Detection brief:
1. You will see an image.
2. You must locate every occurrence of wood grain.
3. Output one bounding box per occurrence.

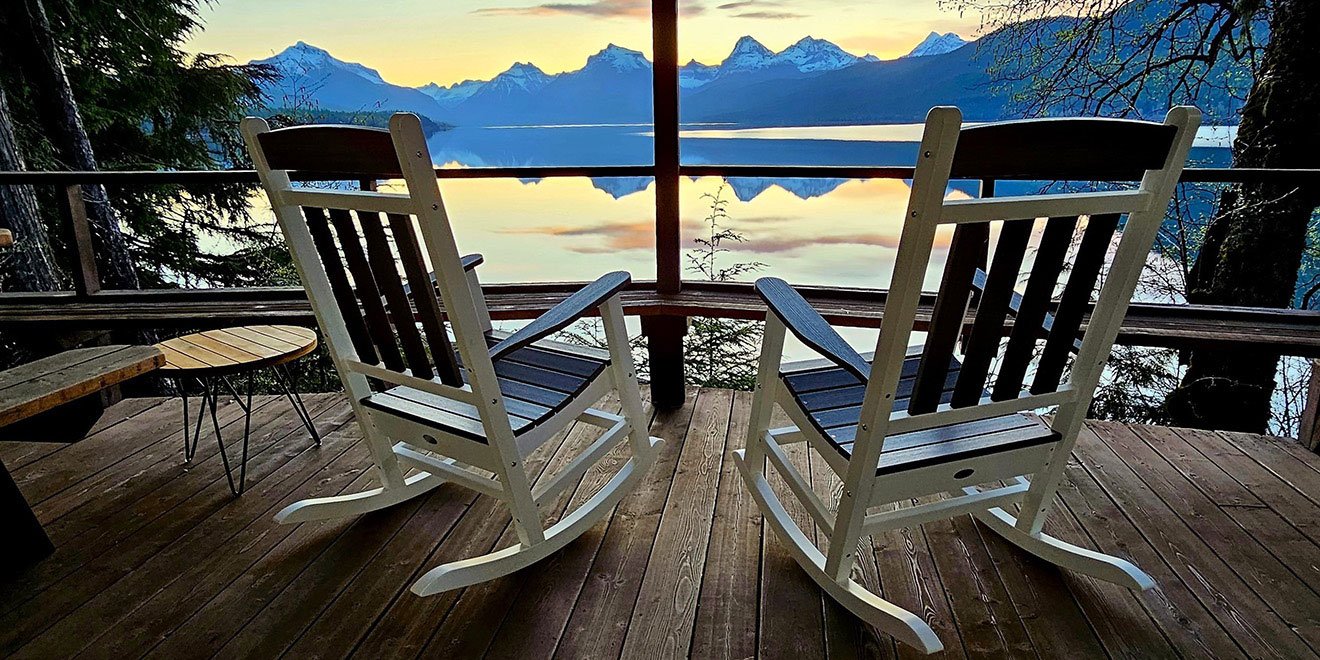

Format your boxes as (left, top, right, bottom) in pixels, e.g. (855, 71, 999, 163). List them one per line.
(5, 390, 1320, 659)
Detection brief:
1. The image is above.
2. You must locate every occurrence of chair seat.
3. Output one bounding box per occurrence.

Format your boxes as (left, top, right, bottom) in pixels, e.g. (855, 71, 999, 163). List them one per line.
(780, 353, 1059, 475)
(360, 333, 610, 442)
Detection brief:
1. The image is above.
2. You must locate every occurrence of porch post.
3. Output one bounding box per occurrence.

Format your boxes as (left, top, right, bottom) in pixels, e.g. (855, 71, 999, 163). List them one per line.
(1300, 358, 1320, 452)
(647, 0, 686, 409)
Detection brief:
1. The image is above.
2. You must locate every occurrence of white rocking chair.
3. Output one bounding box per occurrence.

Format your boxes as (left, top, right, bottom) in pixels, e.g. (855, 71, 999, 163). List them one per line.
(242, 113, 661, 596)
(738, 106, 1200, 653)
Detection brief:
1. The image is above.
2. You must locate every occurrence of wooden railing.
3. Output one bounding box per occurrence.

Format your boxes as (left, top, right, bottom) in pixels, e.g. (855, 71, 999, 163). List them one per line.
(3, 164, 1320, 411)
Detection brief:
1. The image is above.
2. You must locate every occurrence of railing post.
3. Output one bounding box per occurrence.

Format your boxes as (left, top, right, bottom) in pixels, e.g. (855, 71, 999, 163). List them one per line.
(58, 183, 100, 297)
(647, 0, 686, 409)
(1300, 359, 1320, 452)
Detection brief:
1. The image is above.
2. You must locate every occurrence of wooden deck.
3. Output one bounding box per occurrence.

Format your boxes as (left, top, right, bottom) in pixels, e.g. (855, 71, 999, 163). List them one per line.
(2, 388, 1319, 660)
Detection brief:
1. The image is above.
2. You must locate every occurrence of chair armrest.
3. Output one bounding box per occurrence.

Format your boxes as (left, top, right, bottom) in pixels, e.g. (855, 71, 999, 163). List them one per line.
(402, 254, 483, 296)
(971, 269, 1081, 354)
(756, 277, 870, 382)
(489, 271, 631, 361)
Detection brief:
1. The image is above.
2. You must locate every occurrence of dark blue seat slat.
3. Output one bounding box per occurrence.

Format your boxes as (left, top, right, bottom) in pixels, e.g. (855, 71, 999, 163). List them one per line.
(360, 334, 609, 442)
(780, 353, 1057, 475)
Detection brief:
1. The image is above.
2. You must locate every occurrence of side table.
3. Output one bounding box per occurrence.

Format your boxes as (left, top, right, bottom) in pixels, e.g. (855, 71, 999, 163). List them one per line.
(155, 325, 321, 495)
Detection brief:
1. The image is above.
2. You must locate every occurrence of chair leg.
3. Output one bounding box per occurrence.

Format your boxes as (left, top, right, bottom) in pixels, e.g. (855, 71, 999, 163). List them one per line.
(734, 449, 944, 655)
(600, 296, 652, 458)
(412, 434, 663, 596)
(744, 315, 786, 471)
(969, 487, 1154, 591)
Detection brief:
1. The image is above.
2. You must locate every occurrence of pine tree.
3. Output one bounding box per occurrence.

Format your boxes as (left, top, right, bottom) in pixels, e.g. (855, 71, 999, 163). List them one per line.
(0, 0, 283, 290)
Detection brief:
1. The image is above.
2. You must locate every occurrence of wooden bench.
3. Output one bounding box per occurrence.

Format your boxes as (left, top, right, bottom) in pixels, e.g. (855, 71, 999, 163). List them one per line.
(0, 344, 164, 568)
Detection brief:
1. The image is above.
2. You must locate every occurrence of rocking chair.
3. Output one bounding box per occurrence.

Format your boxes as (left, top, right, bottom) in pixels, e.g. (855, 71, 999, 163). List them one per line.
(737, 106, 1199, 653)
(242, 113, 661, 596)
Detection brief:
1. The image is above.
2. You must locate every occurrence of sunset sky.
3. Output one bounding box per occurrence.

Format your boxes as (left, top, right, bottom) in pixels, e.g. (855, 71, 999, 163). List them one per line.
(184, 0, 981, 88)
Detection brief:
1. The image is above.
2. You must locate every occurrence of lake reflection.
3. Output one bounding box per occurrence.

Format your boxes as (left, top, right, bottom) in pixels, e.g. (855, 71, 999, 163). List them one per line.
(438, 176, 963, 292)
(426, 123, 1229, 291)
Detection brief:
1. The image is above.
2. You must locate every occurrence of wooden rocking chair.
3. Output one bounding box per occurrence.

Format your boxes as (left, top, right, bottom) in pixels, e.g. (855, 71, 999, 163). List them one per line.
(242, 113, 661, 596)
(737, 106, 1199, 653)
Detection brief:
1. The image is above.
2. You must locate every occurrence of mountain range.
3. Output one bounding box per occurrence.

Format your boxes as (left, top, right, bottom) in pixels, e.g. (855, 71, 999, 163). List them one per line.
(254, 3, 1246, 130)
(253, 32, 974, 127)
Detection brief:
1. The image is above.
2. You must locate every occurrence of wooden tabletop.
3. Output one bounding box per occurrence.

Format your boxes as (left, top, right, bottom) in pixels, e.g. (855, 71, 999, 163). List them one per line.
(0, 345, 164, 427)
(155, 325, 318, 376)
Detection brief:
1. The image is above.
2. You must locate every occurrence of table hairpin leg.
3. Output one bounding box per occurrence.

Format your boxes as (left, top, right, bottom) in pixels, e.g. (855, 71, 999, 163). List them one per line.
(212, 373, 254, 496)
(273, 364, 320, 445)
(181, 377, 206, 462)
(180, 373, 253, 496)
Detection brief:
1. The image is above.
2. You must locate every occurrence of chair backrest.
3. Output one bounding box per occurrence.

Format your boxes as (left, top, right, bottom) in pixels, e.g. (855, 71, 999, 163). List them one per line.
(241, 114, 496, 412)
(859, 107, 1200, 444)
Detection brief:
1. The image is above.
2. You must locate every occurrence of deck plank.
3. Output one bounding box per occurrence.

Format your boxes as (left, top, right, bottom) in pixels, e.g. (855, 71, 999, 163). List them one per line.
(619, 388, 732, 660)
(690, 390, 765, 660)
(2, 391, 1320, 659)
(970, 492, 1108, 659)
(331, 395, 610, 660)
(1097, 422, 1320, 651)
(1050, 455, 1208, 659)
(480, 392, 650, 660)
(1080, 421, 1318, 659)
(422, 394, 629, 660)
(759, 406, 828, 660)
(0, 395, 340, 655)
(551, 387, 700, 660)
(807, 429, 894, 660)
(0, 396, 164, 470)
(33, 402, 361, 660)
(924, 503, 1036, 660)
(1134, 425, 1320, 593)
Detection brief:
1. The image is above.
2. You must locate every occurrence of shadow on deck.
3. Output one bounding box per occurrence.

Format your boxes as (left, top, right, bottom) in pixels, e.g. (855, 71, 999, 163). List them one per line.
(2, 389, 1319, 659)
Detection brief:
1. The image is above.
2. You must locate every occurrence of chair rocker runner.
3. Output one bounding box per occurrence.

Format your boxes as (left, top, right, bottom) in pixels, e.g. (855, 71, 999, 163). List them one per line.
(738, 106, 1200, 654)
(242, 113, 662, 596)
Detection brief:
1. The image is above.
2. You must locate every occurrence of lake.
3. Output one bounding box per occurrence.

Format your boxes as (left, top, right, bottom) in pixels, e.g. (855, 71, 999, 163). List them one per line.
(414, 122, 1231, 292)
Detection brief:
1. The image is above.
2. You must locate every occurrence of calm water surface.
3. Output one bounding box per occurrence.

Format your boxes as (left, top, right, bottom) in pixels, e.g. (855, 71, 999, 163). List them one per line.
(415, 123, 1229, 292)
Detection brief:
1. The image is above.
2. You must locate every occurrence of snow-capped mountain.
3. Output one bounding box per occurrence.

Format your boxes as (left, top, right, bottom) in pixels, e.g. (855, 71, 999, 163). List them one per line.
(420, 62, 553, 108)
(679, 60, 718, 88)
(255, 41, 387, 85)
(482, 62, 555, 94)
(418, 79, 485, 107)
(901, 32, 970, 58)
(775, 36, 861, 72)
(719, 35, 777, 72)
(583, 44, 651, 72)
(253, 42, 447, 120)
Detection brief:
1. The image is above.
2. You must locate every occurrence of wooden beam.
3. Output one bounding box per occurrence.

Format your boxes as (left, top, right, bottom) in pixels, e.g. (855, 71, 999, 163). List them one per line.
(648, 0, 685, 409)
(59, 184, 99, 296)
(4, 284, 1320, 357)
(1299, 359, 1320, 452)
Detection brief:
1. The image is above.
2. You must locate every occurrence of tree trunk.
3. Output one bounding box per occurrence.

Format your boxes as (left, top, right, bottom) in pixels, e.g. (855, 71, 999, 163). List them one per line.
(1165, 0, 1320, 433)
(0, 85, 60, 292)
(0, 0, 138, 290)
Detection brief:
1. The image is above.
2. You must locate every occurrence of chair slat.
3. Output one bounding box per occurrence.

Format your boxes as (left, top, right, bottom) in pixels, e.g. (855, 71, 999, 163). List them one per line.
(388, 213, 463, 386)
(327, 208, 404, 371)
(993, 216, 1078, 400)
(909, 222, 988, 414)
(953, 218, 1033, 407)
(302, 207, 378, 365)
(1031, 213, 1121, 393)
(357, 210, 433, 380)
